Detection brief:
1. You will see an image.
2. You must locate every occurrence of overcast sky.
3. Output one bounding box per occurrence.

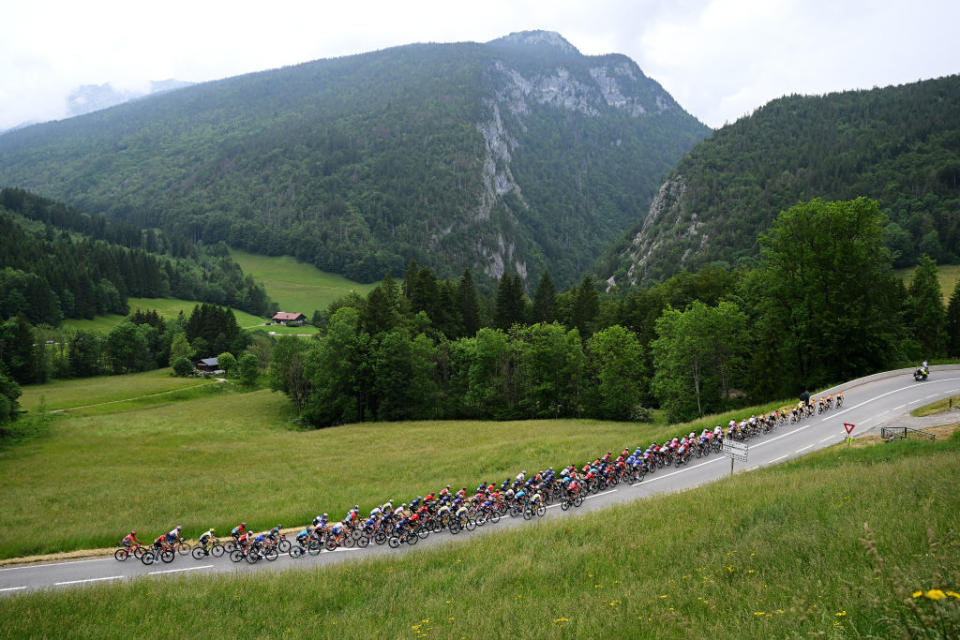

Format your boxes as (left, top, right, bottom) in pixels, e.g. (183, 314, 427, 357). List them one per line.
(1, 0, 958, 131)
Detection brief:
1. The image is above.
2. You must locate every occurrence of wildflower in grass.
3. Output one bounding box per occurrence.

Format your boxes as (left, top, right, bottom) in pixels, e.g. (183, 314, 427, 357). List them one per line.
(552, 617, 569, 625)
(947, 591, 960, 599)
(836, 610, 846, 617)
(754, 611, 765, 616)
(924, 589, 947, 600)
(659, 594, 668, 599)
(609, 600, 619, 607)
(912, 591, 924, 598)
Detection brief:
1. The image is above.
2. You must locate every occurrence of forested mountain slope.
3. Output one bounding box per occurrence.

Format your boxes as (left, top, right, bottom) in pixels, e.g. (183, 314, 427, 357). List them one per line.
(0, 31, 709, 289)
(603, 74, 960, 286)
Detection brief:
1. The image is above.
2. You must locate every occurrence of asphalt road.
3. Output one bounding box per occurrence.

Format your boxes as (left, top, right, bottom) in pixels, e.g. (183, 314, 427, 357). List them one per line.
(2, 365, 958, 595)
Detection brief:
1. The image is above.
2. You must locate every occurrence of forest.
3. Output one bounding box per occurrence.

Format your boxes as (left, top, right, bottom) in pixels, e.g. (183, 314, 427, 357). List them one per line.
(265, 198, 960, 428)
(0, 188, 276, 326)
(604, 74, 960, 285)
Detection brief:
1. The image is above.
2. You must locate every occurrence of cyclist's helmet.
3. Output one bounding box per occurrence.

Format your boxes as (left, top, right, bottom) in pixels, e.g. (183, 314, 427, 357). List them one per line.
(323, 513, 328, 517)
(277, 524, 282, 529)
(354, 504, 359, 510)
(210, 528, 215, 532)
(242, 522, 246, 527)
(131, 530, 136, 535)
(176, 525, 182, 530)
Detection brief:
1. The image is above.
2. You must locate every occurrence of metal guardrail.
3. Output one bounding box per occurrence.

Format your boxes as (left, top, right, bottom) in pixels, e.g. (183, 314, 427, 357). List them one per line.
(880, 427, 936, 441)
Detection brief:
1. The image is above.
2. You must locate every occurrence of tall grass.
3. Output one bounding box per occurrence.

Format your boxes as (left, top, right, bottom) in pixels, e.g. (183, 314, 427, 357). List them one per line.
(2, 435, 957, 639)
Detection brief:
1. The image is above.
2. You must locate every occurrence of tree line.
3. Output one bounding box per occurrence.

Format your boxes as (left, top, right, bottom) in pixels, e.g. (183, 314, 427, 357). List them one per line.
(0, 189, 276, 326)
(271, 197, 960, 426)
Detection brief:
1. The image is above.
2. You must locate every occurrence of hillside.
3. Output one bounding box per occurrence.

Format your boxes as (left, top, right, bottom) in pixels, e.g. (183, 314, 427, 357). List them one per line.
(603, 75, 960, 286)
(0, 31, 709, 289)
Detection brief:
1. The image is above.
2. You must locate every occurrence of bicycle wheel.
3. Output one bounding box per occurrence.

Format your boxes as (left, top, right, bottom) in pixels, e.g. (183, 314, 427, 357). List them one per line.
(374, 531, 387, 546)
(489, 511, 501, 524)
(264, 547, 278, 562)
(114, 549, 129, 562)
(191, 547, 206, 561)
(134, 546, 146, 559)
(387, 536, 400, 549)
(308, 539, 322, 555)
(356, 535, 370, 548)
(230, 549, 244, 563)
(141, 551, 156, 566)
(417, 526, 430, 540)
(211, 543, 225, 558)
(324, 537, 339, 552)
(176, 542, 191, 556)
(561, 500, 571, 511)
(289, 545, 305, 559)
(536, 505, 546, 518)
(573, 495, 584, 507)
(448, 522, 461, 535)
(278, 539, 291, 553)
(522, 508, 533, 520)
(246, 550, 260, 564)
(160, 549, 175, 563)
(405, 533, 418, 546)
(343, 535, 355, 548)
(465, 518, 476, 531)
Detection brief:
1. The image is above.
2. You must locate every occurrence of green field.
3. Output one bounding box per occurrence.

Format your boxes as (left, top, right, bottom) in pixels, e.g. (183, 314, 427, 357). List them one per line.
(58, 297, 317, 335)
(897, 263, 960, 303)
(230, 248, 378, 315)
(17, 368, 213, 413)
(2, 432, 957, 639)
(0, 387, 683, 559)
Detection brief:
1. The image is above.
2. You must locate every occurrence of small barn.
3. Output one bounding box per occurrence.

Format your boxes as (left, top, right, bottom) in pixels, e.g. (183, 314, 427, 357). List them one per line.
(272, 312, 307, 326)
(195, 357, 221, 374)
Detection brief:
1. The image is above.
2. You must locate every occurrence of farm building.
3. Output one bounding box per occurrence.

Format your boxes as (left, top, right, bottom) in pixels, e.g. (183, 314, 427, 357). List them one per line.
(272, 312, 307, 326)
(195, 357, 221, 373)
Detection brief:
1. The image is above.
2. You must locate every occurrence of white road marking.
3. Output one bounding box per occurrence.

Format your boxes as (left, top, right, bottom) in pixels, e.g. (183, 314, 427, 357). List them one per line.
(0, 557, 110, 572)
(0, 586, 27, 592)
(55, 576, 123, 586)
(796, 444, 815, 453)
(331, 548, 362, 553)
(769, 455, 788, 463)
(148, 564, 213, 575)
(826, 378, 960, 421)
(820, 436, 834, 443)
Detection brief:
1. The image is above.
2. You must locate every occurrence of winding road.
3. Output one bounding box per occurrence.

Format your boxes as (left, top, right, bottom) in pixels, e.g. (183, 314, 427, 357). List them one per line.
(2, 365, 958, 595)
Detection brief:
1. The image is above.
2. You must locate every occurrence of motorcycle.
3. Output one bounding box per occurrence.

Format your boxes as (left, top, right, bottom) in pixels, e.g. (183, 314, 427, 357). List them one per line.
(913, 367, 929, 382)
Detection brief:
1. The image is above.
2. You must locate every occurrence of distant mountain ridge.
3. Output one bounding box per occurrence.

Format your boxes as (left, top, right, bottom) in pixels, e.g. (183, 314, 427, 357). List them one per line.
(603, 75, 960, 286)
(0, 31, 709, 288)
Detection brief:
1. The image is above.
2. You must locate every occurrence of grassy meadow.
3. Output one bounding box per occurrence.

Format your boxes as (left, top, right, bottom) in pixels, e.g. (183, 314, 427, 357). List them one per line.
(0, 387, 686, 559)
(57, 296, 318, 335)
(17, 367, 213, 413)
(2, 433, 958, 639)
(897, 262, 960, 303)
(230, 248, 378, 315)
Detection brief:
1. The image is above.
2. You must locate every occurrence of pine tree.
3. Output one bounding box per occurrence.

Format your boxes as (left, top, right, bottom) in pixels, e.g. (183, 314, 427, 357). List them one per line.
(907, 255, 947, 358)
(532, 270, 557, 324)
(495, 273, 525, 330)
(946, 279, 960, 357)
(457, 268, 480, 338)
(571, 274, 599, 337)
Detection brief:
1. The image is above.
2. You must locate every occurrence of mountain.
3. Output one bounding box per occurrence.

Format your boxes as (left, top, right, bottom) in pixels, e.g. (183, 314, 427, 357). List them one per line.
(603, 75, 960, 287)
(66, 79, 195, 119)
(0, 31, 709, 288)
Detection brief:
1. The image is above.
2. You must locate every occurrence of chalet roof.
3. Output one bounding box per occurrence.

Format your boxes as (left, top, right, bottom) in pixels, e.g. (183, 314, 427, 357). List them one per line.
(198, 358, 219, 367)
(272, 312, 306, 320)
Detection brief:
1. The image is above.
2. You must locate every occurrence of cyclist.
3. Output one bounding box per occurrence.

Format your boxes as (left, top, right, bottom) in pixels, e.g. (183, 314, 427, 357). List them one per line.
(231, 522, 247, 541)
(153, 534, 167, 552)
(165, 525, 183, 548)
(313, 513, 328, 528)
(198, 527, 215, 551)
(121, 530, 142, 550)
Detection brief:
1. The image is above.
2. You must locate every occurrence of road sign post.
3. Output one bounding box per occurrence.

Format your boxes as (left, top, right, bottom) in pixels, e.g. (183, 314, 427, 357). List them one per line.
(723, 440, 748, 475)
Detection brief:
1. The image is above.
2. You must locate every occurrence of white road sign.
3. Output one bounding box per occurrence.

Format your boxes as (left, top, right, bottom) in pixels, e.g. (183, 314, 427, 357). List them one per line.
(723, 440, 748, 463)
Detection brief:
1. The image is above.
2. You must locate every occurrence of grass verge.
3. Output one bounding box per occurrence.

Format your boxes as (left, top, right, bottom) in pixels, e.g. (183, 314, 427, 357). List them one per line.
(2, 434, 958, 639)
(911, 395, 960, 417)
